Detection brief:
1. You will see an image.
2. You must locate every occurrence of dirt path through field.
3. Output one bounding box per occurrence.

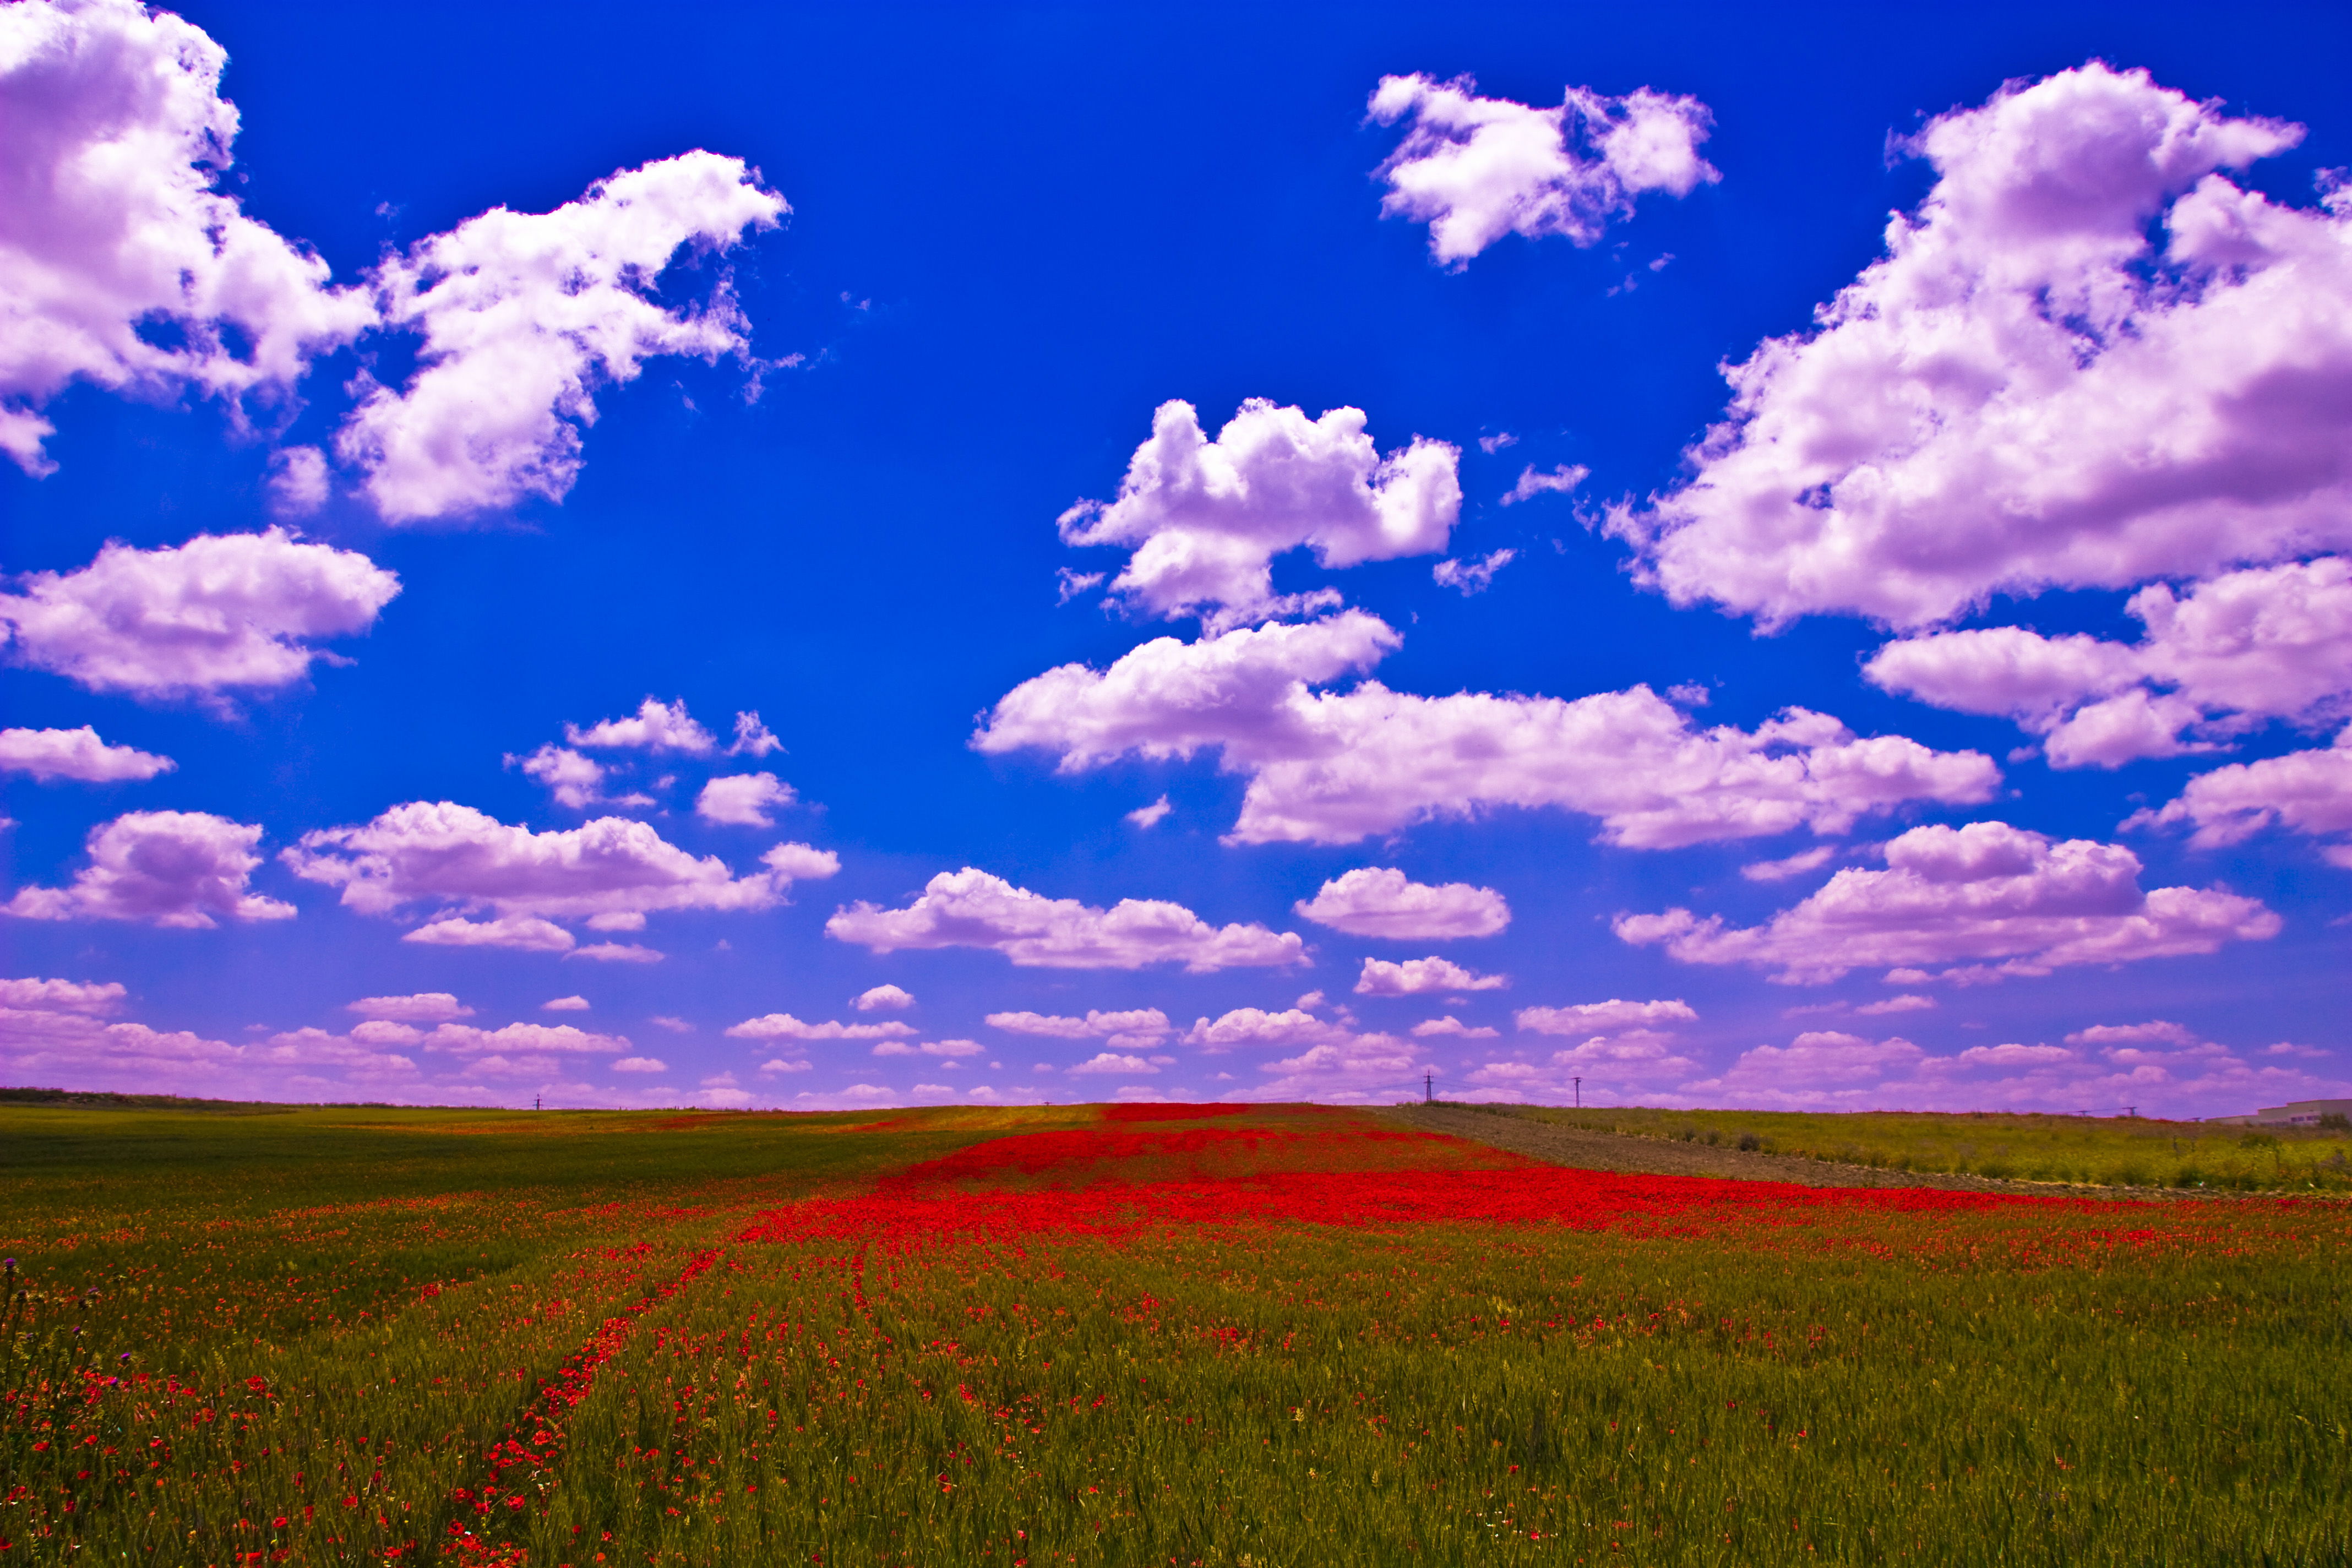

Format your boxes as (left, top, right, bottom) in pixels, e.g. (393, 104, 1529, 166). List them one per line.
(1384, 1103, 2112, 1196)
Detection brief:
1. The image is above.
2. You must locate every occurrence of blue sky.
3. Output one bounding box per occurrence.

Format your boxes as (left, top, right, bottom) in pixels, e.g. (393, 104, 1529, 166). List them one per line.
(4, 0, 2349, 1115)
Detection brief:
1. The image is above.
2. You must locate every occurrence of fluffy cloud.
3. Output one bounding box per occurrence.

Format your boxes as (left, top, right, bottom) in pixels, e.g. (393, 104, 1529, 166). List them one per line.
(0, 725, 172, 782)
(985, 1008, 1172, 1042)
(1294, 866, 1509, 939)
(1515, 999, 1698, 1035)
(511, 747, 629, 811)
(978, 614, 1997, 847)
(1354, 956, 1507, 996)
(403, 915, 578, 953)
(542, 995, 590, 1011)
(2130, 726, 2352, 863)
(872, 1038, 986, 1059)
(1065, 1052, 1157, 1076)
(1411, 1016, 1496, 1039)
(978, 611, 1397, 770)
(696, 772, 794, 827)
(284, 802, 830, 923)
(1245, 1034, 1423, 1104)
(1463, 1022, 1704, 1099)
(1866, 559, 2352, 766)
(5, 809, 293, 927)
(1714, 1031, 1930, 1088)
(612, 1056, 667, 1073)
(1055, 400, 1460, 625)
(0, 0, 375, 474)
(337, 152, 786, 521)
(0, 530, 400, 700)
(853, 983, 915, 1012)
(423, 1021, 631, 1055)
(1368, 73, 1716, 264)
(1616, 820, 2280, 984)
(826, 868, 1304, 971)
(1182, 1008, 1350, 1050)
(2, 4, 786, 512)
(1, 1004, 248, 1093)
(566, 698, 718, 755)
(724, 1013, 916, 1042)
(1676, 1023, 2346, 1116)
(1616, 64, 2352, 630)
(346, 992, 472, 1022)
(0, 977, 125, 1012)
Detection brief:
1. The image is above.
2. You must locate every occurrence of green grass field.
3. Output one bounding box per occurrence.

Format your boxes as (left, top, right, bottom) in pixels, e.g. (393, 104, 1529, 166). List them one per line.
(3, 1100, 2346, 1566)
(1452, 1102, 2352, 1191)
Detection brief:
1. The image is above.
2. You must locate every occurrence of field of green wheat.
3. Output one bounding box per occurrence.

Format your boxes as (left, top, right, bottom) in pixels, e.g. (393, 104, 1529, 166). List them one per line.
(3, 1100, 2346, 1566)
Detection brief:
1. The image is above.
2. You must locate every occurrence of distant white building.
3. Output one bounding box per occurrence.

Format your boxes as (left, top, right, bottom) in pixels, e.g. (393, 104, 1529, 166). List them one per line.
(2229, 1099, 2352, 1128)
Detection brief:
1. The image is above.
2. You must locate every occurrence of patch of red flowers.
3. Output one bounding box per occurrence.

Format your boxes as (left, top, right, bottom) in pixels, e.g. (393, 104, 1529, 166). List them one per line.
(1099, 1103, 1249, 1123)
(739, 1163, 2095, 1251)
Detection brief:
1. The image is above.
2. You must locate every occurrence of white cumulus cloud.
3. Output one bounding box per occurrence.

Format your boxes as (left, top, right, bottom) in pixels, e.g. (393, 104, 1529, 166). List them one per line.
(1616, 820, 2281, 984)
(725, 1013, 916, 1042)
(346, 992, 472, 1021)
(0, 530, 400, 701)
(1514, 999, 1698, 1035)
(1065, 1052, 1158, 1076)
(1369, 73, 1717, 265)
(852, 983, 915, 1012)
(337, 151, 787, 521)
(1411, 1016, 1498, 1038)
(0, 725, 172, 782)
(5, 810, 293, 927)
(2131, 725, 2352, 863)
(978, 614, 1997, 847)
(284, 802, 824, 923)
(1615, 63, 2352, 630)
(985, 1008, 1171, 1042)
(0, 0, 375, 475)
(696, 772, 794, 827)
(1354, 956, 1507, 996)
(0, 977, 126, 1012)
(565, 696, 718, 755)
(1294, 866, 1509, 939)
(403, 915, 577, 953)
(1183, 1008, 1351, 1050)
(1055, 399, 1460, 626)
(826, 867, 1304, 971)
(1865, 559, 2352, 766)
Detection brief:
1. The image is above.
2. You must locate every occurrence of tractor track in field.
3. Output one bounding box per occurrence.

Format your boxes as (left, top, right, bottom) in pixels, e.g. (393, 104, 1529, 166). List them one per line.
(1384, 1103, 2191, 1199)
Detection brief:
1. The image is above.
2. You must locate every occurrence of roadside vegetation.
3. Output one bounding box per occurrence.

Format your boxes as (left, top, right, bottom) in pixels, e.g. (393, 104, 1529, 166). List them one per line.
(1452, 1103, 2352, 1191)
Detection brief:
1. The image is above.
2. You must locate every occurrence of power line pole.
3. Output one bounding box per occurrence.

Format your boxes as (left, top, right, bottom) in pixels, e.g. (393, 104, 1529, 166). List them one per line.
(1573, 1076, 1581, 1109)
(1424, 1070, 1433, 1104)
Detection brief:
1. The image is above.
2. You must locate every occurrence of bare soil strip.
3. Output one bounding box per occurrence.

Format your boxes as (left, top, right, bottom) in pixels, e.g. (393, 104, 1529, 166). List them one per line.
(1383, 1103, 2144, 1197)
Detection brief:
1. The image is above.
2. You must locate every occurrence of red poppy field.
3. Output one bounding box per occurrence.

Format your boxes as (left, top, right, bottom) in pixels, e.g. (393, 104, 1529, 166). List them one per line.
(3, 1101, 2345, 1565)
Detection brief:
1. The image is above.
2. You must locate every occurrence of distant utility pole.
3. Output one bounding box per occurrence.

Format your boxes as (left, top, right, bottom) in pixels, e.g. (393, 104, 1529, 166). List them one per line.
(1574, 1076, 1582, 1109)
(535, 1095, 542, 1112)
(1424, 1070, 1433, 1104)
